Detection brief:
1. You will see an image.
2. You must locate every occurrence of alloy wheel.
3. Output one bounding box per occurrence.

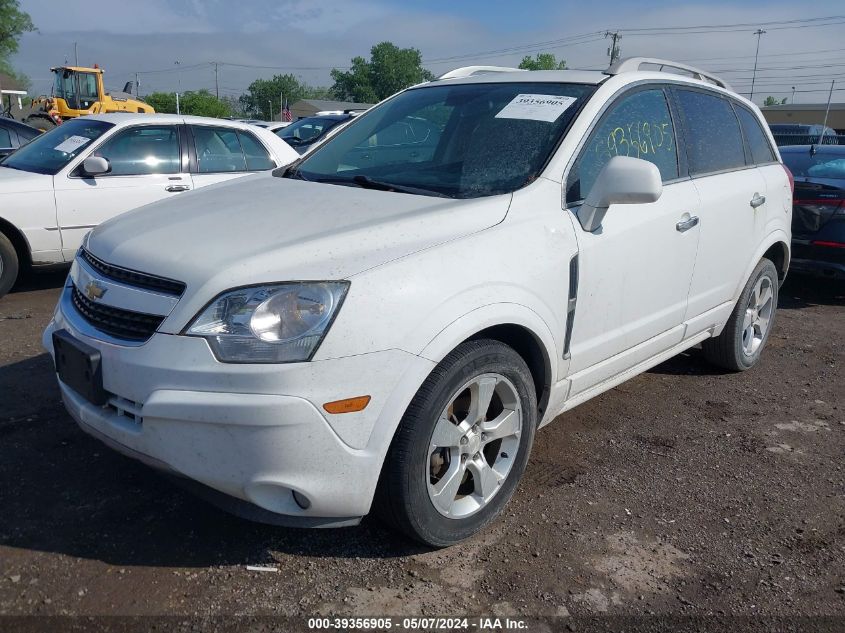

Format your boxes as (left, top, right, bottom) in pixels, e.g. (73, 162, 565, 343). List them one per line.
(741, 275, 774, 357)
(426, 373, 522, 518)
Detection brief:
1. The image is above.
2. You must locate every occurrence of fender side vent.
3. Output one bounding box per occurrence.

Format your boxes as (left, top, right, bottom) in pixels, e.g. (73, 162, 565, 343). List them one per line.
(563, 254, 578, 360)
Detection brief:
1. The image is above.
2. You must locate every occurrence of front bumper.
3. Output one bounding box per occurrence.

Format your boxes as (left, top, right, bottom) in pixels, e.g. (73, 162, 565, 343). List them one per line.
(44, 286, 435, 524)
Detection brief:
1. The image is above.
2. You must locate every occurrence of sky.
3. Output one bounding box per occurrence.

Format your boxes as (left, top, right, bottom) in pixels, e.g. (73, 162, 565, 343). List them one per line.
(10, 0, 845, 106)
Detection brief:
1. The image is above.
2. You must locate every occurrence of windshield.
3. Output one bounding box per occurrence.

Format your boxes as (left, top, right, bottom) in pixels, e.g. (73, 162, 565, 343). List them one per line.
(287, 82, 591, 198)
(278, 117, 344, 146)
(782, 150, 845, 180)
(0, 118, 113, 175)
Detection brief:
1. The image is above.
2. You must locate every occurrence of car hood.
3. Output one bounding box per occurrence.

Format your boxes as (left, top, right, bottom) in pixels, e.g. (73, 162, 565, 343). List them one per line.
(87, 172, 510, 308)
(0, 165, 53, 191)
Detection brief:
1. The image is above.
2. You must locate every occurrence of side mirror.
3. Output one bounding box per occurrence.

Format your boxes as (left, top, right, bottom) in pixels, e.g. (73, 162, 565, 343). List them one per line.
(82, 156, 110, 176)
(577, 156, 663, 232)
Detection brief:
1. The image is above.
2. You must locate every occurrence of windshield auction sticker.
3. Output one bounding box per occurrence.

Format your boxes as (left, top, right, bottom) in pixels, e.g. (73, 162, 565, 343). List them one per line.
(53, 135, 91, 154)
(495, 94, 578, 122)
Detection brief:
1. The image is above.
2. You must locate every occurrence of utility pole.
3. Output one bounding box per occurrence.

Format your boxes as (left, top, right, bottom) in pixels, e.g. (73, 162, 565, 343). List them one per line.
(268, 100, 273, 121)
(174, 60, 181, 114)
(820, 80, 835, 144)
(74, 42, 79, 67)
(791, 86, 796, 104)
(280, 92, 284, 122)
(135, 72, 140, 97)
(749, 28, 766, 102)
(213, 62, 219, 99)
(605, 31, 621, 65)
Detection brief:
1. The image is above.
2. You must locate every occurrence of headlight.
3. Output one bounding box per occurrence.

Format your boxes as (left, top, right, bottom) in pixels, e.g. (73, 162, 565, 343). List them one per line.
(185, 282, 349, 363)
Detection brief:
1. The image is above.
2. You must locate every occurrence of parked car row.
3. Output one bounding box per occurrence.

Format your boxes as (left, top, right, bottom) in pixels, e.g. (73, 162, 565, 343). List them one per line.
(0, 114, 297, 296)
(34, 58, 795, 547)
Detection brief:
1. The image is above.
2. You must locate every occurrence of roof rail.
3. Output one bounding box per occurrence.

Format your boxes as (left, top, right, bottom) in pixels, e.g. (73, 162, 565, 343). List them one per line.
(437, 65, 525, 81)
(606, 57, 732, 91)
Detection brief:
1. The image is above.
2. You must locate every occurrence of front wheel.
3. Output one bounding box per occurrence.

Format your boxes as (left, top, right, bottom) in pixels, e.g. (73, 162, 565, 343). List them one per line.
(25, 116, 56, 132)
(376, 339, 537, 547)
(0, 232, 20, 299)
(702, 258, 779, 371)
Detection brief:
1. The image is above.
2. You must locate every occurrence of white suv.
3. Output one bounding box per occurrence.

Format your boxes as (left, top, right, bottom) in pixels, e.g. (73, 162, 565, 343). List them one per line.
(43, 59, 792, 547)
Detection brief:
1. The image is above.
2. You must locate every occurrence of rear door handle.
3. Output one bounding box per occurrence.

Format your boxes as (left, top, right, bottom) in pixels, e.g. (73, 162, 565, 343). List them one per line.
(676, 216, 699, 232)
(165, 185, 190, 192)
(750, 193, 766, 208)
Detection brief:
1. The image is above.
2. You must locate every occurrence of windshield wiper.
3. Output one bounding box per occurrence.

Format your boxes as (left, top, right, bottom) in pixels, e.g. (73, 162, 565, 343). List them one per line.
(351, 175, 451, 198)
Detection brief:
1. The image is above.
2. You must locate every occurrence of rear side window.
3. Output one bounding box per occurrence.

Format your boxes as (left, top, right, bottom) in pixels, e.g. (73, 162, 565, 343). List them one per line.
(674, 89, 745, 175)
(0, 128, 11, 148)
(193, 126, 247, 173)
(237, 132, 275, 170)
(567, 88, 679, 203)
(735, 106, 776, 165)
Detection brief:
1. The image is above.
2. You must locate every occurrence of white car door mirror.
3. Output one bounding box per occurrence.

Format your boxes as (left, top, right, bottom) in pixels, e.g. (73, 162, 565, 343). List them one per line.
(577, 156, 663, 232)
(82, 156, 111, 176)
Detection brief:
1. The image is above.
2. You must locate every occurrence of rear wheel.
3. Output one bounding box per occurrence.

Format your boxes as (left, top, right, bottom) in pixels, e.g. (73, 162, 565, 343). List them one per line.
(376, 339, 537, 547)
(702, 258, 779, 371)
(0, 232, 20, 299)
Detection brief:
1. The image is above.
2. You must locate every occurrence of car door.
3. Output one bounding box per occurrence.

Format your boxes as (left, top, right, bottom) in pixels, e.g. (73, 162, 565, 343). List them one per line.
(54, 123, 191, 259)
(671, 88, 771, 322)
(563, 86, 701, 395)
(188, 125, 276, 189)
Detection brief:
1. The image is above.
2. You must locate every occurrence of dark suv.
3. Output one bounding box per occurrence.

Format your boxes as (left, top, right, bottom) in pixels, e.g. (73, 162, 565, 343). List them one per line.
(781, 145, 845, 279)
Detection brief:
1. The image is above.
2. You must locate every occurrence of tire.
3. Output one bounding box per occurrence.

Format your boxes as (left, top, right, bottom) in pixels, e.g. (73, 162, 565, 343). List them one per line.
(25, 116, 56, 132)
(0, 232, 20, 299)
(702, 258, 779, 372)
(376, 339, 537, 547)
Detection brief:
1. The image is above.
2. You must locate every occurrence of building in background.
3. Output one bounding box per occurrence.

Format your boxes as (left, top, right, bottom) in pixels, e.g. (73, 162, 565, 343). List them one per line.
(285, 99, 374, 121)
(762, 103, 845, 134)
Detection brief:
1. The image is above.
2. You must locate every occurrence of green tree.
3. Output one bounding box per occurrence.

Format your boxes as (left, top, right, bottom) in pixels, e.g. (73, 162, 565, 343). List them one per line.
(763, 96, 788, 106)
(0, 0, 34, 96)
(145, 89, 231, 118)
(331, 42, 434, 103)
(518, 53, 567, 70)
(239, 74, 310, 120)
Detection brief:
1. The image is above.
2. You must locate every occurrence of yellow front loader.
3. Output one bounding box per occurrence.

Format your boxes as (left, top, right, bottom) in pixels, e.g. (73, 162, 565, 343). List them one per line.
(24, 65, 154, 131)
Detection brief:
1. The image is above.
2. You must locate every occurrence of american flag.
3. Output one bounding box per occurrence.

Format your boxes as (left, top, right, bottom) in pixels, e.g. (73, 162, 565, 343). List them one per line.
(282, 99, 292, 122)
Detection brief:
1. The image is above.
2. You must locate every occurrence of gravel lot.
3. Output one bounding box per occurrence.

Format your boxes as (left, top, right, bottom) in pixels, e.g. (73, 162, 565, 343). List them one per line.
(0, 270, 843, 629)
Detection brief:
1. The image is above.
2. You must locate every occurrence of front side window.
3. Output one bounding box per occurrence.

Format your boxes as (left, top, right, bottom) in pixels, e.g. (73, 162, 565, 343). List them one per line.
(735, 106, 776, 165)
(0, 128, 11, 148)
(92, 125, 180, 176)
(566, 88, 679, 203)
(0, 118, 113, 175)
(289, 81, 592, 198)
(675, 89, 746, 175)
(193, 126, 247, 173)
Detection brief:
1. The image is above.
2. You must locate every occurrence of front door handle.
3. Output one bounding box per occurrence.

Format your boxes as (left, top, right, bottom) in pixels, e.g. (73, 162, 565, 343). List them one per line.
(676, 216, 700, 232)
(750, 193, 766, 208)
(165, 185, 190, 192)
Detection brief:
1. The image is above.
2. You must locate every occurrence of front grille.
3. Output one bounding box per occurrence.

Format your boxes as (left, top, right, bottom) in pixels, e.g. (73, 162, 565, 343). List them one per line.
(81, 249, 186, 296)
(71, 284, 164, 341)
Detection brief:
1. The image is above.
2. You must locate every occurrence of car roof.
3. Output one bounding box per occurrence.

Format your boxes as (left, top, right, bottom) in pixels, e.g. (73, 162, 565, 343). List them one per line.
(80, 112, 272, 131)
(422, 69, 609, 87)
(0, 117, 40, 135)
(779, 144, 845, 153)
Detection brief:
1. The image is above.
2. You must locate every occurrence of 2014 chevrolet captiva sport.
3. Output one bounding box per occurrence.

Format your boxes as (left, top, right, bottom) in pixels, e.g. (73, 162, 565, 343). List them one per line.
(44, 58, 792, 547)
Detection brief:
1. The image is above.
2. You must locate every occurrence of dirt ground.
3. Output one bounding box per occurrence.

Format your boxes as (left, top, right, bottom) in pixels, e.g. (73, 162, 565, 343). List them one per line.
(0, 270, 843, 630)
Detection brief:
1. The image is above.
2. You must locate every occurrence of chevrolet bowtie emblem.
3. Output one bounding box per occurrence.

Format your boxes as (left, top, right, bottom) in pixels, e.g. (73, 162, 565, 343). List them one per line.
(84, 280, 108, 301)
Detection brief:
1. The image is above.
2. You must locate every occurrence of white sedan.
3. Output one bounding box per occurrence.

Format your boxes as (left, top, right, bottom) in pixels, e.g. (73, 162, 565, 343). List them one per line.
(0, 113, 298, 297)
